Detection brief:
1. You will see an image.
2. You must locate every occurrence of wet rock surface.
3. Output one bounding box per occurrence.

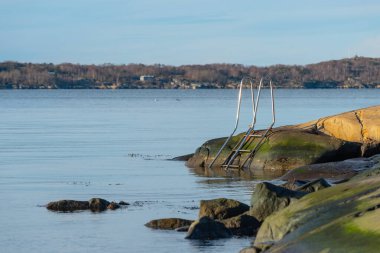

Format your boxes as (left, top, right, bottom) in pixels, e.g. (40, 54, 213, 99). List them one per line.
(46, 200, 89, 212)
(145, 218, 194, 230)
(250, 182, 306, 222)
(46, 198, 123, 212)
(198, 198, 249, 220)
(221, 212, 260, 236)
(185, 216, 233, 240)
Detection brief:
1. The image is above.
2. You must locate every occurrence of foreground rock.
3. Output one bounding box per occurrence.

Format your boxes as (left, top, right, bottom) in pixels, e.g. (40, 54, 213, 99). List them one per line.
(221, 212, 260, 236)
(185, 216, 232, 240)
(250, 182, 306, 222)
(253, 175, 380, 252)
(145, 218, 194, 230)
(199, 198, 249, 220)
(47, 198, 119, 212)
(281, 155, 380, 182)
(186, 105, 380, 178)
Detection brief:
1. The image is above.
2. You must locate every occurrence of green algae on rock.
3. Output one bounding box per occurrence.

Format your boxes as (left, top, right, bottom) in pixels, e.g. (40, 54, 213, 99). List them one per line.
(253, 175, 380, 253)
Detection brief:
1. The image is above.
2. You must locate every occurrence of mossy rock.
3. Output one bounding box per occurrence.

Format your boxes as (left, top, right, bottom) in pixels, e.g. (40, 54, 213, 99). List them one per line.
(187, 129, 361, 178)
(253, 175, 380, 252)
(198, 198, 249, 220)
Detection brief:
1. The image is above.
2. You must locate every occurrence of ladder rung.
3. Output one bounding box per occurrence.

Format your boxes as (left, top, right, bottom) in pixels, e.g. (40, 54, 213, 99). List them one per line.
(222, 164, 239, 168)
(249, 134, 263, 137)
(232, 149, 251, 153)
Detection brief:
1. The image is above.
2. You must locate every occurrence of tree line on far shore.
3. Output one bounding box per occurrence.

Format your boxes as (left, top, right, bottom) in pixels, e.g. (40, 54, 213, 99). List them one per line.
(1, 56, 379, 89)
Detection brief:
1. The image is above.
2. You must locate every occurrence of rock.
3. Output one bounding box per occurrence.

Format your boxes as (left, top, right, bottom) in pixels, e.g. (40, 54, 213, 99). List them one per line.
(295, 178, 331, 193)
(221, 212, 260, 236)
(350, 154, 380, 181)
(175, 226, 191, 232)
(198, 198, 249, 220)
(280, 180, 309, 191)
(282, 155, 380, 182)
(253, 175, 380, 252)
(186, 106, 380, 179)
(88, 198, 110, 212)
(145, 218, 194, 230)
(185, 216, 232, 240)
(186, 128, 361, 178)
(315, 105, 380, 144)
(118, 201, 130, 206)
(250, 182, 306, 222)
(107, 202, 120, 210)
(46, 200, 89, 212)
(171, 153, 194, 161)
(239, 247, 259, 253)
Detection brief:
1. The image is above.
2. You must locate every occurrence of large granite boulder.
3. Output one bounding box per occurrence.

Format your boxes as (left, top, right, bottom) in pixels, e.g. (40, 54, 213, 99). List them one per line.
(187, 128, 361, 177)
(250, 182, 306, 222)
(185, 216, 232, 240)
(186, 106, 380, 178)
(221, 212, 260, 236)
(253, 175, 380, 252)
(46, 200, 89, 212)
(145, 218, 194, 230)
(198, 198, 249, 220)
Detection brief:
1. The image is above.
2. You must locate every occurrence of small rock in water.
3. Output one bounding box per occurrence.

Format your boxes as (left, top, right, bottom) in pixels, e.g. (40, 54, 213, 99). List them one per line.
(119, 201, 130, 206)
(107, 202, 120, 210)
(185, 216, 232, 240)
(88, 198, 110, 212)
(199, 198, 249, 220)
(46, 200, 89, 212)
(145, 218, 193, 230)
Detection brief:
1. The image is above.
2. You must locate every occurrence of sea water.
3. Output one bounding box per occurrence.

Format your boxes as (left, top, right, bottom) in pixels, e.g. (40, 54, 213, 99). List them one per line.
(0, 89, 379, 253)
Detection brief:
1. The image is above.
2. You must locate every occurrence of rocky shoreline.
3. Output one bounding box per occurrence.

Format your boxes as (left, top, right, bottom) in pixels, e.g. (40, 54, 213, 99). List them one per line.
(46, 105, 380, 252)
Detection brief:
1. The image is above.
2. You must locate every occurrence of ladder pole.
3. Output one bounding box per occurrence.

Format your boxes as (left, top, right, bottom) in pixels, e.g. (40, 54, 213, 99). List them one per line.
(208, 79, 244, 169)
(270, 80, 276, 125)
(252, 78, 263, 126)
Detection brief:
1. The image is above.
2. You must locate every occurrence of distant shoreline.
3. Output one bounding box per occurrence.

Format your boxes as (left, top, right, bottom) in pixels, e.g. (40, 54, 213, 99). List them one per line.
(1, 56, 380, 89)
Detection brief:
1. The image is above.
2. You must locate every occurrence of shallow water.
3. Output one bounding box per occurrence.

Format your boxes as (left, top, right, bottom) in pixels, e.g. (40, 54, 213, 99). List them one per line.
(0, 89, 379, 253)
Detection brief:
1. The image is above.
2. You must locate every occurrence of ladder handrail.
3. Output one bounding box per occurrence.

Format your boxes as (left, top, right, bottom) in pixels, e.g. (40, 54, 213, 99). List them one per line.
(241, 80, 276, 169)
(208, 77, 260, 169)
(224, 80, 263, 168)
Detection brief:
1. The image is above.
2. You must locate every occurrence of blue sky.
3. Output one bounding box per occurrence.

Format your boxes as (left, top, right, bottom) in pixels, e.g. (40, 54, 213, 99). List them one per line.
(1, 0, 380, 65)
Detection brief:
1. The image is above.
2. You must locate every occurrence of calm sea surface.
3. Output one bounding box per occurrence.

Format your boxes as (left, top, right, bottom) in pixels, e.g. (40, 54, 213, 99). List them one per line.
(0, 89, 379, 253)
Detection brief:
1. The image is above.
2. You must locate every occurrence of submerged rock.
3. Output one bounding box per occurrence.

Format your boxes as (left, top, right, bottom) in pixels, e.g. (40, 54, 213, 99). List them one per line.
(198, 198, 249, 220)
(89, 198, 110, 212)
(107, 202, 120, 210)
(221, 212, 260, 236)
(47, 198, 119, 212)
(145, 218, 193, 230)
(254, 174, 380, 252)
(250, 182, 306, 222)
(46, 200, 89, 212)
(185, 216, 232, 240)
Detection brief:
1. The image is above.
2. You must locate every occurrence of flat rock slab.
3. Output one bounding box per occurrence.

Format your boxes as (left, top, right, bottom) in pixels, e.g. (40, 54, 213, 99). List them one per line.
(281, 155, 380, 182)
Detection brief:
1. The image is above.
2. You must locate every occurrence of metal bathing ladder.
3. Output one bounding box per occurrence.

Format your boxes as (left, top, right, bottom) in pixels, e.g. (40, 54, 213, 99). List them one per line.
(208, 77, 276, 171)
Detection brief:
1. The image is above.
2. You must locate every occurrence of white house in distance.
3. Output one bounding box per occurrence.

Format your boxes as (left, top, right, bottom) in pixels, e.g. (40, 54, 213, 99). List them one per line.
(140, 75, 154, 82)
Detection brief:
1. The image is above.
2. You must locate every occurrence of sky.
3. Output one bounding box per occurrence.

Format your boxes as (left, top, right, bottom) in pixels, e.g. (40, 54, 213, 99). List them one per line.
(1, 0, 380, 66)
